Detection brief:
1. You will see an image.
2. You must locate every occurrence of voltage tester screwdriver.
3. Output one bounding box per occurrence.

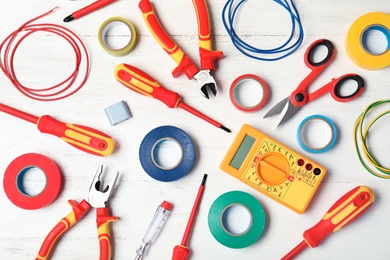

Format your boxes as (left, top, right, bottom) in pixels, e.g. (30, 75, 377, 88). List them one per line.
(0, 103, 115, 156)
(282, 186, 375, 260)
(172, 174, 208, 260)
(114, 64, 231, 133)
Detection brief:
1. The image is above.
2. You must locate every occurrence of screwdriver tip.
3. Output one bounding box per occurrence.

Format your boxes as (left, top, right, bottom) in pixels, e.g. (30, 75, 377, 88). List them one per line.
(201, 174, 208, 186)
(220, 125, 231, 133)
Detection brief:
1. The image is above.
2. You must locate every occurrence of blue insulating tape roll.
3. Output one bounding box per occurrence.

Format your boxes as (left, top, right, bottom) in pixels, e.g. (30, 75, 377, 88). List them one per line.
(297, 114, 337, 153)
(139, 125, 196, 182)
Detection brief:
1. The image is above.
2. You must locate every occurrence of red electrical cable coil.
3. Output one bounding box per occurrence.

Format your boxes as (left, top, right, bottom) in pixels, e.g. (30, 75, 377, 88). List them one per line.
(0, 7, 90, 101)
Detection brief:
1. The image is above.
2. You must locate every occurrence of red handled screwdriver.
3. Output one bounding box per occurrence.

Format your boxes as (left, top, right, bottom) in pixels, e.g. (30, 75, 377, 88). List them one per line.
(172, 174, 208, 260)
(0, 103, 115, 156)
(114, 64, 230, 133)
(282, 186, 375, 260)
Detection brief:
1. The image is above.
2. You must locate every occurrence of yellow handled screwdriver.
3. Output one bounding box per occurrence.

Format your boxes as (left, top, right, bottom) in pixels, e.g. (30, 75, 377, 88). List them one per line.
(0, 103, 115, 156)
(282, 186, 375, 259)
(114, 63, 231, 133)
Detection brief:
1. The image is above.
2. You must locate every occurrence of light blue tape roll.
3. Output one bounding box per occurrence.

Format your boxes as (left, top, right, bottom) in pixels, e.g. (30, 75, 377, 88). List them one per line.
(297, 114, 337, 153)
(139, 125, 196, 182)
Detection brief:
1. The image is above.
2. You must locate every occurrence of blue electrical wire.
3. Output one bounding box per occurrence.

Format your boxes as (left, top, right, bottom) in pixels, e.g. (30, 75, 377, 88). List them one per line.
(222, 0, 304, 61)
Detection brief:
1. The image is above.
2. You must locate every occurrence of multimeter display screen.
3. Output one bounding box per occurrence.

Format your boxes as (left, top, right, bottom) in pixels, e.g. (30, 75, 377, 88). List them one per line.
(230, 134, 256, 169)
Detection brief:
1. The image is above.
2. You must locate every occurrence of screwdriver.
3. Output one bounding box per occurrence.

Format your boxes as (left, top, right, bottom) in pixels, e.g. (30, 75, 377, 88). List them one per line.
(0, 103, 115, 156)
(114, 64, 231, 133)
(172, 174, 208, 260)
(282, 186, 375, 260)
(135, 201, 172, 260)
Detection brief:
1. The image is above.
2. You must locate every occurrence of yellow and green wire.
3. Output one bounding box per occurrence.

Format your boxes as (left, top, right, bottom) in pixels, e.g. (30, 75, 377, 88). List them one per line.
(354, 100, 390, 178)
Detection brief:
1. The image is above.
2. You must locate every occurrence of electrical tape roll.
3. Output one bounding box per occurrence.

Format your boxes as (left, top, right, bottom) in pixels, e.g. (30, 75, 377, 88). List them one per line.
(98, 17, 137, 56)
(139, 125, 196, 182)
(297, 115, 337, 153)
(229, 74, 269, 112)
(346, 12, 390, 70)
(3, 153, 63, 210)
(208, 190, 266, 249)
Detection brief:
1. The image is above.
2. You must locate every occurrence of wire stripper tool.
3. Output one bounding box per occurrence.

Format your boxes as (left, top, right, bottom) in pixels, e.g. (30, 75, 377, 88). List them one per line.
(139, 0, 224, 99)
(36, 165, 119, 260)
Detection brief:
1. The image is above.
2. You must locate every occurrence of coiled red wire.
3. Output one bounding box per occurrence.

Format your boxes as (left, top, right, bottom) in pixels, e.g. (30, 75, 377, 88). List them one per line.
(0, 7, 90, 101)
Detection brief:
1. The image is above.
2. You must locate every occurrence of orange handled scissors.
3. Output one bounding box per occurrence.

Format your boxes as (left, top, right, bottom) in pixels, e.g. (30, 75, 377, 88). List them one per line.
(36, 165, 119, 260)
(264, 39, 365, 127)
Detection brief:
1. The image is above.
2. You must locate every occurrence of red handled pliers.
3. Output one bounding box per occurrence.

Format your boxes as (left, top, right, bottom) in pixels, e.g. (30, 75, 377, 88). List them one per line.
(139, 0, 224, 99)
(36, 165, 119, 260)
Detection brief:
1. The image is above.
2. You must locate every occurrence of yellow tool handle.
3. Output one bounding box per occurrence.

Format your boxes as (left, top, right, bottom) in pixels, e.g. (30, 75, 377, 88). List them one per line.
(36, 200, 91, 260)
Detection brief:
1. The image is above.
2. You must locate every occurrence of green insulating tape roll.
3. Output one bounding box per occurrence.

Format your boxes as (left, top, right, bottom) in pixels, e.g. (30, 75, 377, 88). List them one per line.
(208, 190, 266, 249)
(98, 17, 137, 56)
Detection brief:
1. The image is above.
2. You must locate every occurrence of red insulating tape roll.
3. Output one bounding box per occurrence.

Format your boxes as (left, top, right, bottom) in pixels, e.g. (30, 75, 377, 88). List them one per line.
(3, 153, 63, 210)
(229, 74, 269, 112)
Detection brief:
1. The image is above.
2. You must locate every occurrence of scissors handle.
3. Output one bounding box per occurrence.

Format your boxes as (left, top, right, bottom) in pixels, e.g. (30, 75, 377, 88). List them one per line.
(330, 74, 365, 102)
(292, 39, 335, 106)
(307, 74, 365, 103)
(305, 39, 334, 68)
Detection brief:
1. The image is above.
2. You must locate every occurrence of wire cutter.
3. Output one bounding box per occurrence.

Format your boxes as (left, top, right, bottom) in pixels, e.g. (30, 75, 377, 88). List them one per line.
(36, 165, 119, 260)
(139, 0, 224, 99)
(263, 39, 365, 127)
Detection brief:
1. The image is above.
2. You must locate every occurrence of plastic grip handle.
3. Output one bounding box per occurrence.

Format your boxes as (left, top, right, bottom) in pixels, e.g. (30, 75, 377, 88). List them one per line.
(73, 0, 116, 19)
(138, 0, 198, 79)
(192, 0, 224, 71)
(37, 115, 115, 157)
(192, 0, 223, 71)
(114, 63, 181, 108)
(36, 200, 91, 260)
(97, 208, 118, 260)
(303, 186, 374, 248)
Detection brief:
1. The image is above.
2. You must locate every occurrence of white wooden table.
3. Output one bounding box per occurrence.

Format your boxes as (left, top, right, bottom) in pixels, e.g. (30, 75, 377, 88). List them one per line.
(0, 1, 389, 259)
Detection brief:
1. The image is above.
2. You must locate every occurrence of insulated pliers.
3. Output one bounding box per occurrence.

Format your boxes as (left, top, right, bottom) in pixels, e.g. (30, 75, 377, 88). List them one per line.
(139, 0, 224, 99)
(36, 165, 119, 260)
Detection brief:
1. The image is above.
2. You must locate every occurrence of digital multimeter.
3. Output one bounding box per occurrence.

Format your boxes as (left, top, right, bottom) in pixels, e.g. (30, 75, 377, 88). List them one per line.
(220, 124, 327, 214)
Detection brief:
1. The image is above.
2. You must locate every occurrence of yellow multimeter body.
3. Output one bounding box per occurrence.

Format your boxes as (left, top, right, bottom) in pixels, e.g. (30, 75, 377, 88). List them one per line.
(220, 124, 327, 214)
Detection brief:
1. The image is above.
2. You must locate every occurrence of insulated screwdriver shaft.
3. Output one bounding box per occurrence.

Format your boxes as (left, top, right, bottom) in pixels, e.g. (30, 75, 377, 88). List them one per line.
(0, 103, 115, 156)
(114, 63, 231, 133)
(282, 186, 374, 260)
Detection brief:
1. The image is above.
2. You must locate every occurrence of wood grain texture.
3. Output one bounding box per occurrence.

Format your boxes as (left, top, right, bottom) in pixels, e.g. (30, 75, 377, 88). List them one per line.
(0, 1, 389, 259)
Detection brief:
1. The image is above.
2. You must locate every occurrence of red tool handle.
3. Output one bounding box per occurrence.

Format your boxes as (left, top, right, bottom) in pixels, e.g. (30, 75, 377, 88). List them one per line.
(192, 0, 223, 71)
(291, 39, 335, 107)
(96, 208, 118, 260)
(114, 63, 181, 108)
(73, 0, 116, 19)
(0, 103, 115, 156)
(114, 63, 230, 132)
(282, 186, 375, 260)
(138, 0, 199, 79)
(37, 115, 115, 157)
(36, 200, 91, 260)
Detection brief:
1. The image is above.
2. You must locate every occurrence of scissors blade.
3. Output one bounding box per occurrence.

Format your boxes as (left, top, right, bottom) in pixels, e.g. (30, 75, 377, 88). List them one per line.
(275, 100, 301, 127)
(263, 97, 290, 119)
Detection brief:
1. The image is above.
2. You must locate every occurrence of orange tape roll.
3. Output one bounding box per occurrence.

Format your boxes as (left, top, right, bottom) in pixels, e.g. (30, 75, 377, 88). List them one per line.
(3, 153, 63, 210)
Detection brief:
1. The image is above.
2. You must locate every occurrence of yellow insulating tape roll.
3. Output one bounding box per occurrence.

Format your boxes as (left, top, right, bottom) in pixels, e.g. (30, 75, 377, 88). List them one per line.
(346, 12, 390, 70)
(98, 17, 137, 56)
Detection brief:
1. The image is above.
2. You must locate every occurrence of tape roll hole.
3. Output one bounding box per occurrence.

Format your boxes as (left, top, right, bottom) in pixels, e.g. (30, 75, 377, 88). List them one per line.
(301, 119, 333, 150)
(102, 21, 133, 51)
(362, 25, 390, 55)
(151, 138, 184, 170)
(17, 167, 47, 197)
(233, 79, 265, 109)
(221, 204, 253, 236)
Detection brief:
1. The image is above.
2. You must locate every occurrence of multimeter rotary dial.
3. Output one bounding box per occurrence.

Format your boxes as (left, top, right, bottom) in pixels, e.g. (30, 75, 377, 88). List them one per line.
(256, 152, 289, 186)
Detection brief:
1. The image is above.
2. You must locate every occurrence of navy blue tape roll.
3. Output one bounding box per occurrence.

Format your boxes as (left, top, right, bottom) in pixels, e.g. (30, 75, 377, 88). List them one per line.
(139, 125, 196, 182)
